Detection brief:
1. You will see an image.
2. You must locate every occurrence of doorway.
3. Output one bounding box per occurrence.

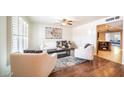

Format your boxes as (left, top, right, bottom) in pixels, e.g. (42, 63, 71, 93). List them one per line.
(96, 20, 123, 64)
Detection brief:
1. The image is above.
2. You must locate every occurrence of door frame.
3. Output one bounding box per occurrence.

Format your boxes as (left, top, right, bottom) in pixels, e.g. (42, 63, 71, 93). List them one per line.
(96, 21, 123, 64)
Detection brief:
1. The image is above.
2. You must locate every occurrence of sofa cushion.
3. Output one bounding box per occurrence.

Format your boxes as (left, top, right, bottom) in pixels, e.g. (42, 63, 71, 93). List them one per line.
(24, 50, 43, 53)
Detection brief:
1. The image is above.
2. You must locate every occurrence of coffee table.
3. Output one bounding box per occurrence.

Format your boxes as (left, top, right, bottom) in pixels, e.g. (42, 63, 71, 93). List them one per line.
(47, 48, 74, 58)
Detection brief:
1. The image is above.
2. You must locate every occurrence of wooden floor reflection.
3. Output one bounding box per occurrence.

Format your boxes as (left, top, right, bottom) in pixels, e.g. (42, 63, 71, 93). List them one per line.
(97, 46, 121, 64)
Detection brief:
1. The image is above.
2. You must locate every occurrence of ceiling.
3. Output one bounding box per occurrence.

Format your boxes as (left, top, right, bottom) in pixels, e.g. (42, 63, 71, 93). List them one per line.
(27, 16, 108, 27)
(97, 20, 123, 32)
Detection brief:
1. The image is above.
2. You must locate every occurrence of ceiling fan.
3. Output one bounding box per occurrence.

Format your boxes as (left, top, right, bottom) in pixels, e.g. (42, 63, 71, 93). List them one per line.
(62, 19, 73, 25)
(53, 17, 75, 27)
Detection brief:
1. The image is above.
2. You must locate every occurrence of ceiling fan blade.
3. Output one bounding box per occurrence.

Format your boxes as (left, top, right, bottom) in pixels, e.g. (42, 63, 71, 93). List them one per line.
(68, 22, 72, 25)
(68, 20, 73, 22)
(61, 18, 73, 25)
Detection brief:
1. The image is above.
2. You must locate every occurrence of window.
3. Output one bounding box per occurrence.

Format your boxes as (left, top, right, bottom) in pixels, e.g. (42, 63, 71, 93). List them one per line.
(11, 16, 28, 52)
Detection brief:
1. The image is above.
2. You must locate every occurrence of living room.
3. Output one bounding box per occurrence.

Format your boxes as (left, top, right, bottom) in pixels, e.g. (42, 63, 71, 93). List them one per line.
(0, 16, 124, 77)
(1, 1, 124, 93)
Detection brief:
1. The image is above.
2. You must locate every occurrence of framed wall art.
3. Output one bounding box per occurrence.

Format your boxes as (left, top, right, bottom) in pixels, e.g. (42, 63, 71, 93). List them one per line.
(45, 27, 62, 39)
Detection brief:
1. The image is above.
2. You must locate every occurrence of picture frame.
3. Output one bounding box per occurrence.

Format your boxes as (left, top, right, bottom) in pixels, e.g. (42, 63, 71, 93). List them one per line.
(45, 27, 62, 39)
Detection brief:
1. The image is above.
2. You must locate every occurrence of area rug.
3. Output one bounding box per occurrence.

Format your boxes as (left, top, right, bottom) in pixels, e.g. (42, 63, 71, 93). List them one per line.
(53, 56, 87, 72)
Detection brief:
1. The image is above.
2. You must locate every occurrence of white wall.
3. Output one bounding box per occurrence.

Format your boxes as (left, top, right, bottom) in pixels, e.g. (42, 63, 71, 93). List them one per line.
(72, 16, 123, 55)
(29, 23, 72, 49)
(0, 16, 9, 76)
(72, 22, 96, 48)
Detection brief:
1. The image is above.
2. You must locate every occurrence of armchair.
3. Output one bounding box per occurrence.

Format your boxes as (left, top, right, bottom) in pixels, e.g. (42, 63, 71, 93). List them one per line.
(10, 52, 57, 77)
(74, 44, 94, 60)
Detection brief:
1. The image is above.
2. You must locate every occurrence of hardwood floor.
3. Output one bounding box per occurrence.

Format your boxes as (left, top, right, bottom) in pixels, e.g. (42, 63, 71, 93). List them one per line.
(49, 56, 124, 77)
(97, 46, 122, 64)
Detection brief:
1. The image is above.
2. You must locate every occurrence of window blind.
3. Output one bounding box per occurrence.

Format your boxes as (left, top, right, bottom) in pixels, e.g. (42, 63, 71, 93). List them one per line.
(8, 16, 28, 53)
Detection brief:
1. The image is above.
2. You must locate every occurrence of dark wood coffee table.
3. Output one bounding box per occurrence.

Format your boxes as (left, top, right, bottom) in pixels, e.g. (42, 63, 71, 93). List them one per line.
(47, 48, 74, 58)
